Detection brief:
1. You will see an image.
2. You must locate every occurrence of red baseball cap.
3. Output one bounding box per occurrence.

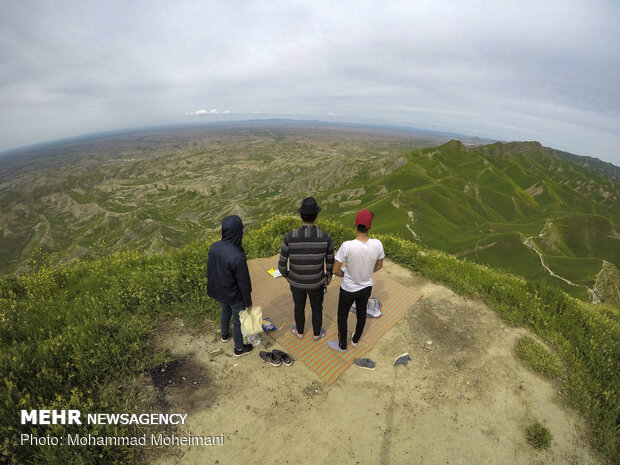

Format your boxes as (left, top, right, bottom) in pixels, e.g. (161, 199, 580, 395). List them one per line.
(355, 209, 373, 228)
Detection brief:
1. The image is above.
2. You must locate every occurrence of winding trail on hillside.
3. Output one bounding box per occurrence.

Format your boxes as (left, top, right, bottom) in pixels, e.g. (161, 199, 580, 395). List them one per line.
(523, 225, 598, 303)
(392, 190, 420, 240)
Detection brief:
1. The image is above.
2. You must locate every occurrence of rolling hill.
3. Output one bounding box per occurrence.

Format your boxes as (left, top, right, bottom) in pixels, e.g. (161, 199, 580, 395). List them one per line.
(316, 140, 620, 302)
(1, 124, 619, 303)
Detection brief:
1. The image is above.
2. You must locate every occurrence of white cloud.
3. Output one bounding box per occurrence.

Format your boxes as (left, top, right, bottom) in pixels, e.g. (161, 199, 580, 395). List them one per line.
(187, 108, 222, 116)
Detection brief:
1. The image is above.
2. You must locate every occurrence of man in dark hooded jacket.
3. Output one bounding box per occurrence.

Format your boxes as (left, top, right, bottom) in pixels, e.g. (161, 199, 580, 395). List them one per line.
(207, 215, 254, 356)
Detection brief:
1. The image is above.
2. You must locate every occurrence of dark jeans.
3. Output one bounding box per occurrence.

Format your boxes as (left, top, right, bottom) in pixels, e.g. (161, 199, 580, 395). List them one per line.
(337, 286, 372, 350)
(290, 285, 325, 336)
(220, 301, 245, 351)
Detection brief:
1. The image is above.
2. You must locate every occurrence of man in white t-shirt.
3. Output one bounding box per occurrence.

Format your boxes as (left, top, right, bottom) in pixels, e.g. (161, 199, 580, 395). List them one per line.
(328, 209, 385, 352)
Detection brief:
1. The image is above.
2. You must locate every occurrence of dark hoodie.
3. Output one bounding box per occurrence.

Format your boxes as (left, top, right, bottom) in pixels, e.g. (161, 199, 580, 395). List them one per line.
(206, 215, 252, 307)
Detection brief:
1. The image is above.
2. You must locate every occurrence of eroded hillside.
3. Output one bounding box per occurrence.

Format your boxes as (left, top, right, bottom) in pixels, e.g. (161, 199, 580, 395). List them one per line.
(0, 125, 445, 273)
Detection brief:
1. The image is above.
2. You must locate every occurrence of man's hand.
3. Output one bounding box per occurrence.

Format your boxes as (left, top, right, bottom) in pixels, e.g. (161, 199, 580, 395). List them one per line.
(325, 275, 332, 286)
(333, 259, 345, 278)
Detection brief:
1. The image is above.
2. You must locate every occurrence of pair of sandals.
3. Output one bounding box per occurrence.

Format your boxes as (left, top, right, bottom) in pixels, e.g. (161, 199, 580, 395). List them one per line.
(259, 349, 293, 367)
(292, 325, 326, 341)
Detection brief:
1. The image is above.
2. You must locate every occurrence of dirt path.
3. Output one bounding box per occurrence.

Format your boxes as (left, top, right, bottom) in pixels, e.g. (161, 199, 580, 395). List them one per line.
(522, 223, 598, 303)
(391, 190, 420, 240)
(144, 260, 601, 465)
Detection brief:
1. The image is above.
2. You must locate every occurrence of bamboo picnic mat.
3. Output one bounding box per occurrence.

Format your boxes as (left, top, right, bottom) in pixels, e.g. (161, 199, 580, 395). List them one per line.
(248, 256, 422, 384)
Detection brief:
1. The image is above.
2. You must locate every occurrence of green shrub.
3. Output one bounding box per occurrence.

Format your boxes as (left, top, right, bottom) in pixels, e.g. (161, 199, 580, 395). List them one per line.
(525, 422, 553, 449)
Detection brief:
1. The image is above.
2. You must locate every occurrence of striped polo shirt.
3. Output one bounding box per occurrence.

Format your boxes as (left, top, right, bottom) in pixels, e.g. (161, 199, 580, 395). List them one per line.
(278, 225, 334, 290)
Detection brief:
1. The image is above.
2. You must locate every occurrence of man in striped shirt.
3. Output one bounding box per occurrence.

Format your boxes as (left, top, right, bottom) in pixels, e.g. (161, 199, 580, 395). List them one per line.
(278, 197, 334, 340)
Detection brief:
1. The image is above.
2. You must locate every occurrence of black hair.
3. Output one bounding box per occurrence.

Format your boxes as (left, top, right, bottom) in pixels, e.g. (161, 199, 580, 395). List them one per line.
(301, 212, 318, 223)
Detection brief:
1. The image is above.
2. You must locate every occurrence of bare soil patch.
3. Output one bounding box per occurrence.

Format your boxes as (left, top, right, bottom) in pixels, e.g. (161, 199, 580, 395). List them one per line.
(144, 260, 601, 465)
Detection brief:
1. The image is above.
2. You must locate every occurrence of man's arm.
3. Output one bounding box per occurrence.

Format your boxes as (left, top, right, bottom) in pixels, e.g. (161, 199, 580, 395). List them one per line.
(373, 241, 385, 273)
(234, 257, 253, 308)
(333, 259, 345, 277)
(278, 234, 290, 278)
(325, 235, 334, 285)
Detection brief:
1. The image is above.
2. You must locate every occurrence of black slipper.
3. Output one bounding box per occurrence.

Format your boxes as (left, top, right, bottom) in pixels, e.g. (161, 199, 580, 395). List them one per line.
(272, 349, 293, 366)
(259, 351, 281, 367)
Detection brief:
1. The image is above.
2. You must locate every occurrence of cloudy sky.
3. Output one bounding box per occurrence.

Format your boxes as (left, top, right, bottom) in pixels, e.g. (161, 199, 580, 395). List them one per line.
(1, 0, 619, 165)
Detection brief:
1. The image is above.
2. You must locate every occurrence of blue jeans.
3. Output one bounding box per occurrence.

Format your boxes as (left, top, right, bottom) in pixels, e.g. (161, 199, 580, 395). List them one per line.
(220, 301, 245, 351)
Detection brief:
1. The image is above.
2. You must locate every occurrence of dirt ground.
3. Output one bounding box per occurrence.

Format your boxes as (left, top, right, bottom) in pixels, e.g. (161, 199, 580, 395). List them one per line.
(143, 260, 602, 465)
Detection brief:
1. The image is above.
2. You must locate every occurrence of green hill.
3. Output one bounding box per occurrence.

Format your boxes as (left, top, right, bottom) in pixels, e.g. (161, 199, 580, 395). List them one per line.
(1, 126, 619, 304)
(316, 140, 620, 303)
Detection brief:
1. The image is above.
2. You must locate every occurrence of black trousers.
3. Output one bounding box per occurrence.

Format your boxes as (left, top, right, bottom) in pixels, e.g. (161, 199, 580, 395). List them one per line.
(337, 286, 372, 350)
(290, 285, 325, 336)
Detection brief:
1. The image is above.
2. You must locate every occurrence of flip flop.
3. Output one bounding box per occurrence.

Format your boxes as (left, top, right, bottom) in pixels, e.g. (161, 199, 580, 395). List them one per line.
(259, 351, 281, 367)
(291, 325, 303, 339)
(272, 349, 293, 366)
(313, 328, 327, 340)
(353, 358, 376, 370)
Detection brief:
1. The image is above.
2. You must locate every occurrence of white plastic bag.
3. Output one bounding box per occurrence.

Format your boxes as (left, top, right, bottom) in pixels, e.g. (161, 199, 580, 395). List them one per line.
(350, 298, 382, 318)
(246, 333, 262, 347)
(239, 305, 263, 336)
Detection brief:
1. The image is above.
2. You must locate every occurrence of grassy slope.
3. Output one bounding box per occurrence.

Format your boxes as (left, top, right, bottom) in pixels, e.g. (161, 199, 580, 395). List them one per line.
(317, 140, 620, 301)
(1, 216, 618, 463)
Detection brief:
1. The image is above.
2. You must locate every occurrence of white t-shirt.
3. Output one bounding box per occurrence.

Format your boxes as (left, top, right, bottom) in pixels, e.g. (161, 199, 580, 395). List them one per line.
(335, 238, 385, 292)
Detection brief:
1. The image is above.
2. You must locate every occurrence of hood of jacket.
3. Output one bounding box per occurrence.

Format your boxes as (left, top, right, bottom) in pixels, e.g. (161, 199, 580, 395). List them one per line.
(221, 215, 243, 248)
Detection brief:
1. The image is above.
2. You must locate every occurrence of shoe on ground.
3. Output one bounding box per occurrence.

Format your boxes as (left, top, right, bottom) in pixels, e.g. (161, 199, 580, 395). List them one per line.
(353, 358, 376, 370)
(393, 353, 412, 366)
(221, 334, 230, 342)
(272, 349, 293, 366)
(259, 351, 281, 367)
(351, 331, 359, 347)
(234, 343, 254, 357)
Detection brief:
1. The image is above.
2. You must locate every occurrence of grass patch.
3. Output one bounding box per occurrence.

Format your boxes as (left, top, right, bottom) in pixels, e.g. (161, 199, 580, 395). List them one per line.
(0, 241, 219, 463)
(516, 336, 562, 378)
(525, 422, 553, 449)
